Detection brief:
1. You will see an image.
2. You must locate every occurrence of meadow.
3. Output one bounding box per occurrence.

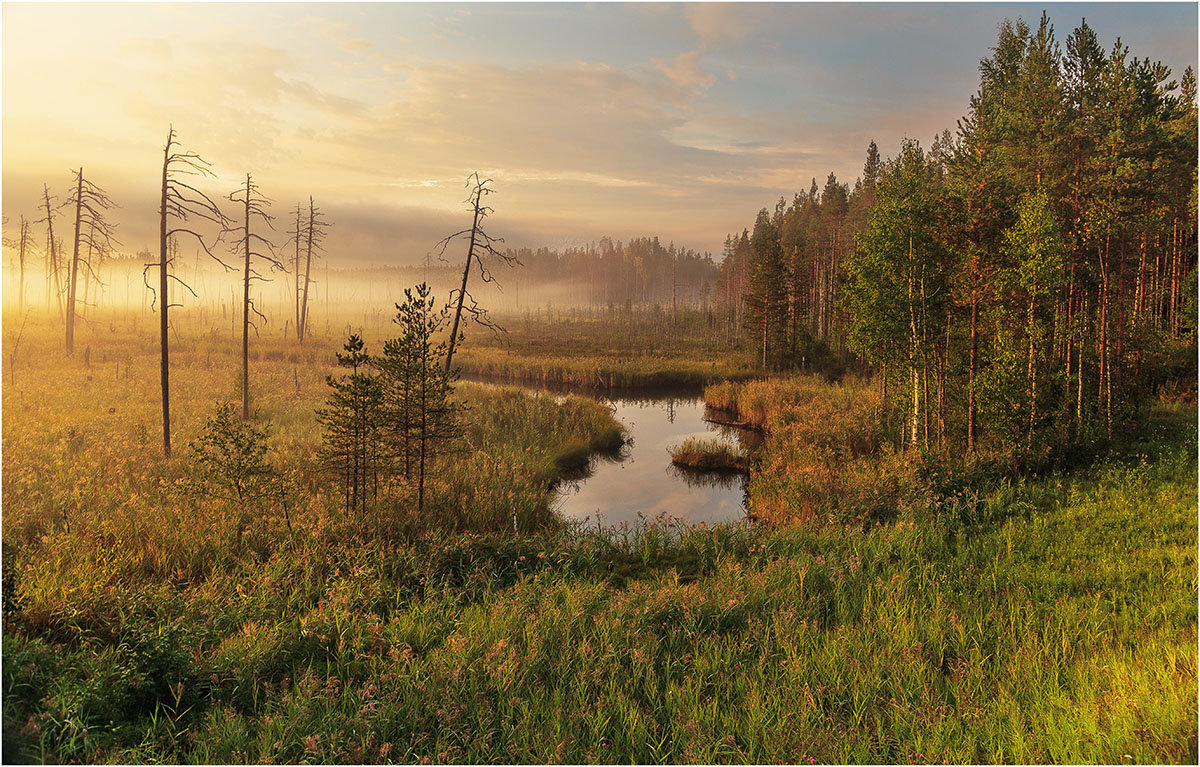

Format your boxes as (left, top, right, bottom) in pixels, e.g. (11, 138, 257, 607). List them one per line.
(2, 305, 1196, 763)
(454, 304, 756, 392)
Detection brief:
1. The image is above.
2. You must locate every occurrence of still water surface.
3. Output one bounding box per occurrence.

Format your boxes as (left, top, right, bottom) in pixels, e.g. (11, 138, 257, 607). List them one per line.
(554, 394, 757, 529)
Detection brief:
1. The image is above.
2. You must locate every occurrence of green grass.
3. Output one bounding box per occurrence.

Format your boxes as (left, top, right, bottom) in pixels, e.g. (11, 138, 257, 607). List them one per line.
(669, 437, 750, 471)
(455, 305, 755, 392)
(5, 409, 1195, 762)
(3, 308, 1196, 763)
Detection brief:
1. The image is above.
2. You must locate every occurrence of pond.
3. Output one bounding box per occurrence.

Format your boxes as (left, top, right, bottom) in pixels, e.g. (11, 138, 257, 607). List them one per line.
(555, 393, 760, 529)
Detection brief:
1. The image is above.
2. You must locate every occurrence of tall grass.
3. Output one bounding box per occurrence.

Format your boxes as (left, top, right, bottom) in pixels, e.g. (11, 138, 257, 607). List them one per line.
(454, 306, 755, 392)
(3, 309, 1196, 763)
(5, 410, 1194, 763)
(668, 437, 749, 471)
(705, 375, 902, 525)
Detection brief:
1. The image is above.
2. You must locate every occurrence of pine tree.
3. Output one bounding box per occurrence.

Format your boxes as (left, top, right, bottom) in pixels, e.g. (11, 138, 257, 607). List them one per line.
(742, 209, 789, 368)
(377, 283, 464, 516)
(317, 335, 384, 516)
(189, 402, 276, 550)
(844, 139, 949, 448)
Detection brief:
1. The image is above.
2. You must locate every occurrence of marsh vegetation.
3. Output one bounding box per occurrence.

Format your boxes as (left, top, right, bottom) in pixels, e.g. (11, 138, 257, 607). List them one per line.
(2, 8, 1197, 765)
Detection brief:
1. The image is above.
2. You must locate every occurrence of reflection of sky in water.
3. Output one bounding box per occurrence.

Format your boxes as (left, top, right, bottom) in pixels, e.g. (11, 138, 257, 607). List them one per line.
(555, 397, 750, 528)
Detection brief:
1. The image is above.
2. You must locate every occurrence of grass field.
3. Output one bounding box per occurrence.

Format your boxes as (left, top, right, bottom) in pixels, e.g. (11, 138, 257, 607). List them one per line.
(455, 305, 755, 392)
(2, 308, 1196, 763)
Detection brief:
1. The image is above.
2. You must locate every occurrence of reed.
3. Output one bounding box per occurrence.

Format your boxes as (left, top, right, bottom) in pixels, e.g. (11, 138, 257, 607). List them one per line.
(3, 309, 1195, 764)
(668, 437, 749, 471)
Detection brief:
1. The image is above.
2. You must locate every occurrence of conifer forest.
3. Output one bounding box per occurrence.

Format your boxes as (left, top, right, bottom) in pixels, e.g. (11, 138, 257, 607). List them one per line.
(1, 5, 1196, 764)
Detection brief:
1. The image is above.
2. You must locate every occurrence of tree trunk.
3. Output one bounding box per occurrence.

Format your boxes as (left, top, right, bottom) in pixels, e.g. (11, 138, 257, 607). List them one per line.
(159, 134, 173, 457)
(299, 197, 315, 344)
(17, 219, 28, 314)
(66, 169, 84, 355)
(294, 204, 302, 340)
(968, 291, 978, 451)
(82, 221, 95, 313)
(242, 175, 252, 420)
(43, 187, 64, 321)
(445, 185, 483, 373)
(418, 359, 429, 513)
(1026, 287, 1037, 447)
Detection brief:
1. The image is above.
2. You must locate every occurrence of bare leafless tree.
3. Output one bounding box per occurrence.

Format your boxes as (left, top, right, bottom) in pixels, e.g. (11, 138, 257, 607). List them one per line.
(290, 202, 302, 338)
(2, 216, 33, 314)
(147, 126, 231, 458)
(38, 185, 64, 319)
(297, 196, 330, 344)
(65, 168, 118, 355)
(228, 173, 284, 420)
(80, 218, 104, 311)
(435, 173, 520, 372)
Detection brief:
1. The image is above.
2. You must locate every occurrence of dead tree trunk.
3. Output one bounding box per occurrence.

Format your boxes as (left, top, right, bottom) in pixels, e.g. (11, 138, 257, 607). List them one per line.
(65, 168, 117, 356)
(229, 173, 281, 420)
(41, 185, 64, 321)
(445, 185, 482, 371)
(17, 216, 30, 314)
(437, 173, 520, 373)
(242, 183, 252, 419)
(293, 203, 302, 339)
(297, 197, 329, 344)
(67, 170, 83, 354)
(152, 126, 230, 457)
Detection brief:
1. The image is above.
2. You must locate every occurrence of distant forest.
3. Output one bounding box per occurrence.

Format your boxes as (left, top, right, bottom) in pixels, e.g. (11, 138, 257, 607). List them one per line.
(504, 237, 718, 307)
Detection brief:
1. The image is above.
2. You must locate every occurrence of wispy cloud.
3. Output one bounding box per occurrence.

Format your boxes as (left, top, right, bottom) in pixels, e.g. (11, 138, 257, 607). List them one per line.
(3, 2, 1195, 264)
(653, 52, 717, 92)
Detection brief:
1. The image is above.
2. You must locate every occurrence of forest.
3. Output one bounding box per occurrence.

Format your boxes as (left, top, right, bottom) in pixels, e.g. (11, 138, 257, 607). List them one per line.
(721, 15, 1196, 453)
(1, 10, 1196, 766)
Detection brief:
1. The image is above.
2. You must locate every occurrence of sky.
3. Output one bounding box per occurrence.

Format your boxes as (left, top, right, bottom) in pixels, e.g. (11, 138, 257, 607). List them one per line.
(3, 2, 1196, 266)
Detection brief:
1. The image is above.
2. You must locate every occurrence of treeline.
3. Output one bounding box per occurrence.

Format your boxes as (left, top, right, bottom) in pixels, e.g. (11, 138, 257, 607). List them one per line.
(716, 146, 890, 365)
(506, 236, 719, 307)
(730, 13, 1197, 453)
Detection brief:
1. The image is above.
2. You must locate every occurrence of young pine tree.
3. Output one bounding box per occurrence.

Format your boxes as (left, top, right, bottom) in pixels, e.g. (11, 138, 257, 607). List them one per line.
(377, 283, 464, 516)
(317, 334, 385, 516)
(189, 402, 276, 551)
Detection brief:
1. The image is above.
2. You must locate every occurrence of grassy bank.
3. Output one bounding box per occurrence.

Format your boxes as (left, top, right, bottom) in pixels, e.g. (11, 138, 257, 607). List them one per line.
(4, 403, 1195, 763)
(3, 310, 1196, 763)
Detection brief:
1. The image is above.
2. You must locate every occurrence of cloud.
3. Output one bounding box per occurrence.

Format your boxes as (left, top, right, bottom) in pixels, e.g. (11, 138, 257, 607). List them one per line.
(685, 4, 756, 48)
(14, 3, 1188, 265)
(653, 52, 717, 92)
(339, 38, 373, 53)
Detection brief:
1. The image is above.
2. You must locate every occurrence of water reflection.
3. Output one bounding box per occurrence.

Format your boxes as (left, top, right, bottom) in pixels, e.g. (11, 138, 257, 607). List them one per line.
(460, 374, 758, 529)
(666, 462, 748, 490)
(554, 396, 754, 528)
